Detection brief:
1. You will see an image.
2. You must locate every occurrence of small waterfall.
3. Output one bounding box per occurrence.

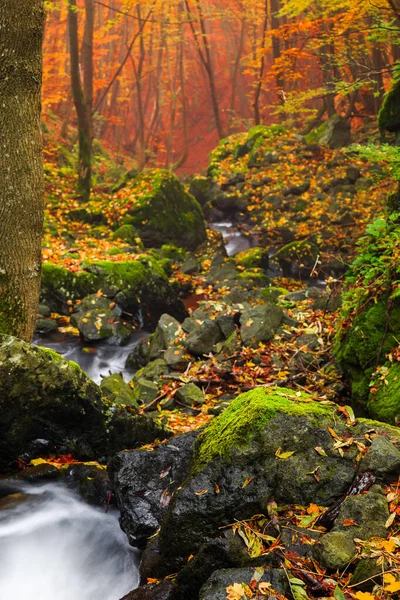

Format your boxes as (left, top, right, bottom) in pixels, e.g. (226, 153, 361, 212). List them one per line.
(0, 483, 139, 600)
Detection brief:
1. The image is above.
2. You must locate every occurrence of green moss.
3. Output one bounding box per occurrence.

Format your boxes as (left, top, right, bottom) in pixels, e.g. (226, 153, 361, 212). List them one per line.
(378, 79, 400, 135)
(367, 362, 400, 424)
(208, 133, 245, 178)
(260, 287, 288, 303)
(41, 263, 96, 303)
(112, 224, 141, 246)
(304, 122, 327, 145)
(123, 169, 206, 250)
(194, 387, 332, 471)
(161, 244, 186, 262)
(236, 269, 269, 285)
(235, 247, 269, 270)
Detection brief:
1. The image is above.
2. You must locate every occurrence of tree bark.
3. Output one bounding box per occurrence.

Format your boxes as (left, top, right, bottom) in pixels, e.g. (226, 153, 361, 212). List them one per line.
(0, 0, 45, 341)
(68, 0, 93, 202)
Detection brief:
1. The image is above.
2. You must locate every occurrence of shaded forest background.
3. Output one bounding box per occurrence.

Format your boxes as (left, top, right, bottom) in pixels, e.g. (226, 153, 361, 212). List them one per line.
(43, 0, 400, 175)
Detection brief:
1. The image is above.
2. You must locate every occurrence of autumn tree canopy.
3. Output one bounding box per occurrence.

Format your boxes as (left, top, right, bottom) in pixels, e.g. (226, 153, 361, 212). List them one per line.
(43, 0, 400, 173)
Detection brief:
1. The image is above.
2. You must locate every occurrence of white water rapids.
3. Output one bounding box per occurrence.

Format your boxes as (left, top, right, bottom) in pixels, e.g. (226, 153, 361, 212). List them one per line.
(0, 483, 139, 600)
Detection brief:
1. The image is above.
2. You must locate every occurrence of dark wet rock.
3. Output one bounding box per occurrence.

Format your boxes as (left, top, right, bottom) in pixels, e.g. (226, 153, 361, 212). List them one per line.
(333, 486, 389, 541)
(100, 373, 138, 407)
(120, 581, 177, 600)
(176, 383, 205, 406)
(148, 314, 182, 361)
(63, 463, 112, 508)
(182, 317, 197, 334)
(132, 378, 159, 406)
(132, 359, 170, 385)
(240, 303, 283, 347)
(0, 336, 167, 468)
(296, 333, 319, 351)
(359, 436, 400, 476)
(185, 320, 224, 356)
(351, 558, 384, 592)
(312, 531, 356, 570)
(35, 318, 58, 336)
(149, 388, 399, 574)
(175, 537, 250, 600)
(108, 431, 199, 547)
(319, 115, 351, 149)
(15, 463, 60, 483)
(181, 256, 199, 275)
(199, 568, 288, 600)
(164, 347, 191, 372)
(215, 314, 237, 339)
(125, 337, 150, 371)
(71, 308, 132, 345)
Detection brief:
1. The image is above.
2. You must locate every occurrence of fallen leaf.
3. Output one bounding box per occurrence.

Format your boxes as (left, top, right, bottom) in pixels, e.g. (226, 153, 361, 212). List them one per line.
(226, 582, 245, 600)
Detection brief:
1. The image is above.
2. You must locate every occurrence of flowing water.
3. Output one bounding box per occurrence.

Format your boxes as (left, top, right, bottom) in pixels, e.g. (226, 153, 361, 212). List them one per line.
(209, 221, 257, 256)
(0, 483, 139, 600)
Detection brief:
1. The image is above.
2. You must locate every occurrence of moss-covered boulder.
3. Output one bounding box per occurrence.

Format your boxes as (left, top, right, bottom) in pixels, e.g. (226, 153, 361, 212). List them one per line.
(335, 300, 400, 417)
(100, 372, 138, 407)
(378, 79, 400, 140)
(189, 176, 215, 207)
(0, 336, 166, 469)
(275, 239, 319, 278)
(41, 259, 187, 329)
(113, 387, 399, 574)
(120, 170, 206, 250)
(235, 247, 269, 271)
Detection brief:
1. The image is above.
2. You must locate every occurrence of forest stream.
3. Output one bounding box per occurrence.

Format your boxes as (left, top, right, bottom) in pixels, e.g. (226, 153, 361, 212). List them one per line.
(0, 483, 139, 600)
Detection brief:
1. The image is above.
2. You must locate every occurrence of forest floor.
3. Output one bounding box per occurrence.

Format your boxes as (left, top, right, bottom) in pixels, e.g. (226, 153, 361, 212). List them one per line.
(33, 130, 400, 600)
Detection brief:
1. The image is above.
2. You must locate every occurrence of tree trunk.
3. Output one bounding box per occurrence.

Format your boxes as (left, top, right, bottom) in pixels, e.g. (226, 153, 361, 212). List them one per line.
(0, 0, 45, 341)
(68, 0, 93, 202)
(253, 0, 269, 125)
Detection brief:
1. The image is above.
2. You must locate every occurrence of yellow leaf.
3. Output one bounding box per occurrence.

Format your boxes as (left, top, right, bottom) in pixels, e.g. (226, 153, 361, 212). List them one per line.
(30, 458, 49, 467)
(384, 573, 396, 585)
(226, 582, 245, 600)
(386, 512, 396, 528)
(384, 580, 400, 593)
(277, 451, 296, 460)
(242, 477, 253, 488)
(353, 592, 375, 600)
(315, 446, 327, 456)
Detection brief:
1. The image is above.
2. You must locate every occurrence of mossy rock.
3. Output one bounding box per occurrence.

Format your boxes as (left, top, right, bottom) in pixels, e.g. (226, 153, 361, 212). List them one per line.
(335, 300, 400, 407)
(154, 387, 400, 573)
(0, 336, 166, 468)
(235, 247, 269, 271)
(112, 224, 142, 246)
(367, 361, 400, 424)
(378, 79, 400, 137)
(207, 134, 244, 179)
(160, 244, 187, 262)
(41, 263, 97, 313)
(189, 176, 215, 207)
(122, 170, 206, 250)
(275, 239, 319, 278)
(304, 122, 327, 145)
(42, 260, 187, 329)
(100, 372, 138, 407)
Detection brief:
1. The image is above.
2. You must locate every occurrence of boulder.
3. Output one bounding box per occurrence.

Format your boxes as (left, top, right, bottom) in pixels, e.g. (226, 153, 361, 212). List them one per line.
(35, 318, 58, 336)
(125, 337, 150, 371)
(312, 531, 356, 571)
(71, 308, 132, 345)
(148, 388, 400, 574)
(100, 373, 138, 407)
(378, 79, 400, 141)
(164, 347, 191, 372)
(0, 336, 166, 468)
(240, 303, 283, 347)
(108, 431, 199, 547)
(199, 568, 288, 600)
(120, 170, 206, 250)
(185, 319, 224, 356)
(332, 486, 389, 541)
(132, 358, 170, 385)
(120, 581, 177, 600)
(359, 436, 400, 475)
(41, 260, 187, 329)
(175, 383, 205, 406)
(189, 176, 215, 207)
(235, 247, 269, 271)
(319, 115, 351, 149)
(148, 314, 182, 361)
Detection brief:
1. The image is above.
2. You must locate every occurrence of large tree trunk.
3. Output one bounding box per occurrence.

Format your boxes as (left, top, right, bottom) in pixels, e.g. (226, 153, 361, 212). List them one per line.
(68, 0, 93, 203)
(0, 0, 45, 341)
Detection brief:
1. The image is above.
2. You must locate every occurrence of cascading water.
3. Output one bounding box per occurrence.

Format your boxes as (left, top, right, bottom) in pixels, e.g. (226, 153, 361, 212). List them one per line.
(0, 483, 139, 600)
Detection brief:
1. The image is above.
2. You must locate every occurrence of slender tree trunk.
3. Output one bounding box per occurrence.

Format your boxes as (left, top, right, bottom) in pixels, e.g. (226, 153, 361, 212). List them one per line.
(0, 0, 45, 341)
(253, 0, 269, 125)
(185, 0, 225, 139)
(68, 0, 93, 202)
(270, 0, 283, 90)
